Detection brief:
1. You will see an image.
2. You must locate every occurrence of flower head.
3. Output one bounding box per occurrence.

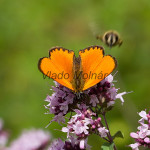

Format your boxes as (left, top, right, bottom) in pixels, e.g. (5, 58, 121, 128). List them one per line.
(45, 74, 127, 124)
(98, 127, 109, 138)
(48, 138, 65, 150)
(62, 109, 94, 138)
(88, 74, 127, 109)
(129, 110, 150, 149)
(44, 74, 128, 149)
(48, 136, 91, 150)
(8, 129, 51, 150)
(45, 81, 75, 123)
(62, 109, 108, 143)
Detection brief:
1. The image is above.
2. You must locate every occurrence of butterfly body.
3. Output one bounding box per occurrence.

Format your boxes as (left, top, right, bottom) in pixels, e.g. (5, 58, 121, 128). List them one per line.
(38, 46, 117, 93)
(71, 56, 84, 93)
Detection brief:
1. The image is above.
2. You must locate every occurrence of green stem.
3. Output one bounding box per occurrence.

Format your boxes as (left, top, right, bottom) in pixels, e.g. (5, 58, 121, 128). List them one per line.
(102, 112, 117, 150)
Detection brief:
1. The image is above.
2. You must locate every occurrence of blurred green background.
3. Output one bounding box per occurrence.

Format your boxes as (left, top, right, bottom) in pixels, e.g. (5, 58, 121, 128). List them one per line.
(0, 0, 150, 149)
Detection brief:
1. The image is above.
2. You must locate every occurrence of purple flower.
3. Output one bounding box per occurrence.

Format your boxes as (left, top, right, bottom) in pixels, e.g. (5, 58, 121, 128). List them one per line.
(8, 129, 51, 150)
(90, 95, 99, 107)
(129, 143, 140, 150)
(51, 112, 65, 124)
(45, 81, 75, 123)
(88, 74, 128, 108)
(116, 92, 128, 104)
(62, 109, 111, 149)
(44, 74, 128, 149)
(48, 136, 91, 150)
(129, 110, 150, 149)
(98, 127, 109, 138)
(48, 138, 65, 150)
(144, 137, 150, 143)
(62, 110, 93, 138)
(77, 104, 89, 111)
(45, 74, 128, 126)
(73, 120, 89, 135)
(139, 110, 148, 123)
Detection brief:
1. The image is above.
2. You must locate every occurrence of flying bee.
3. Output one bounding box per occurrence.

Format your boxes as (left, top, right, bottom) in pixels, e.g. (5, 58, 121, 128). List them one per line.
(97, 30, 123, 48)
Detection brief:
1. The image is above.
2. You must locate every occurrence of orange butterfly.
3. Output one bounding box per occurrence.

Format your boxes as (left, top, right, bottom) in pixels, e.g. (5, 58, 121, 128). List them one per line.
(38, 46, 117, 93)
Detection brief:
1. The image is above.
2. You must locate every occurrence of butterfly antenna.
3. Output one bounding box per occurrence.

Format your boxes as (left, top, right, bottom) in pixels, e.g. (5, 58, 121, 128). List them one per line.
(113, 71, 118, 77)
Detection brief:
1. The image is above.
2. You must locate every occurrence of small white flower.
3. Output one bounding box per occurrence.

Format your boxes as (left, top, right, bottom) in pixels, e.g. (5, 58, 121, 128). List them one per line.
(90, 95, 99, 107)
(80, 139, 85, 149)
(101, 74, 114, 83)
(129, 143, 140, 150)
(144, 137, 150, 143)
(116, 92, 127, 104)
(52, 113, 65, 124)
(137, 123, 148, 132)
(107, 101, 115, 107)
(48, 138, 64, 150)
(130, 132, 139, 139)
(73, 120, 89, 135)
(139, 111, 148, 120)
(60, 104, 68, 114)
(98, 127, 108, 138)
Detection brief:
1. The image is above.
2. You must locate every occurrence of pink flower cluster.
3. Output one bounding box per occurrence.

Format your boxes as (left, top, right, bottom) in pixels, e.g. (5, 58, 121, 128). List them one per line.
(1, 118, 51, 150)
(45, 74, 128, 149)
(45, 74, 127, 124)
(62, 109, 108, 149)
(45, 81, 75, 123)
(129, 110, 150, 150)
(48, 136, 91, 150)
(88, 74, 127, 108)
(7, 129, 51, 150)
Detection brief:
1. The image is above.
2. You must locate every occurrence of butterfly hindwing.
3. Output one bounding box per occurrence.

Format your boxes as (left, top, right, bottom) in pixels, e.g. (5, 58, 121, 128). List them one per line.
(38, 47, 75, 90)
(79, 46, 117, 91)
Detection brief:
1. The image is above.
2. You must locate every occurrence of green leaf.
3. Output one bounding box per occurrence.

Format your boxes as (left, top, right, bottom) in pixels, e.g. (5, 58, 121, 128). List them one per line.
(101, 143, 114, 150)
(112, 131, 124, 140)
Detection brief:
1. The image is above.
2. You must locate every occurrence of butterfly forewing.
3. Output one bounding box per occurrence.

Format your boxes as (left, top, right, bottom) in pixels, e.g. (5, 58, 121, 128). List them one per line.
(38, 47, 75, 91)
(79, 46, 117, 91)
